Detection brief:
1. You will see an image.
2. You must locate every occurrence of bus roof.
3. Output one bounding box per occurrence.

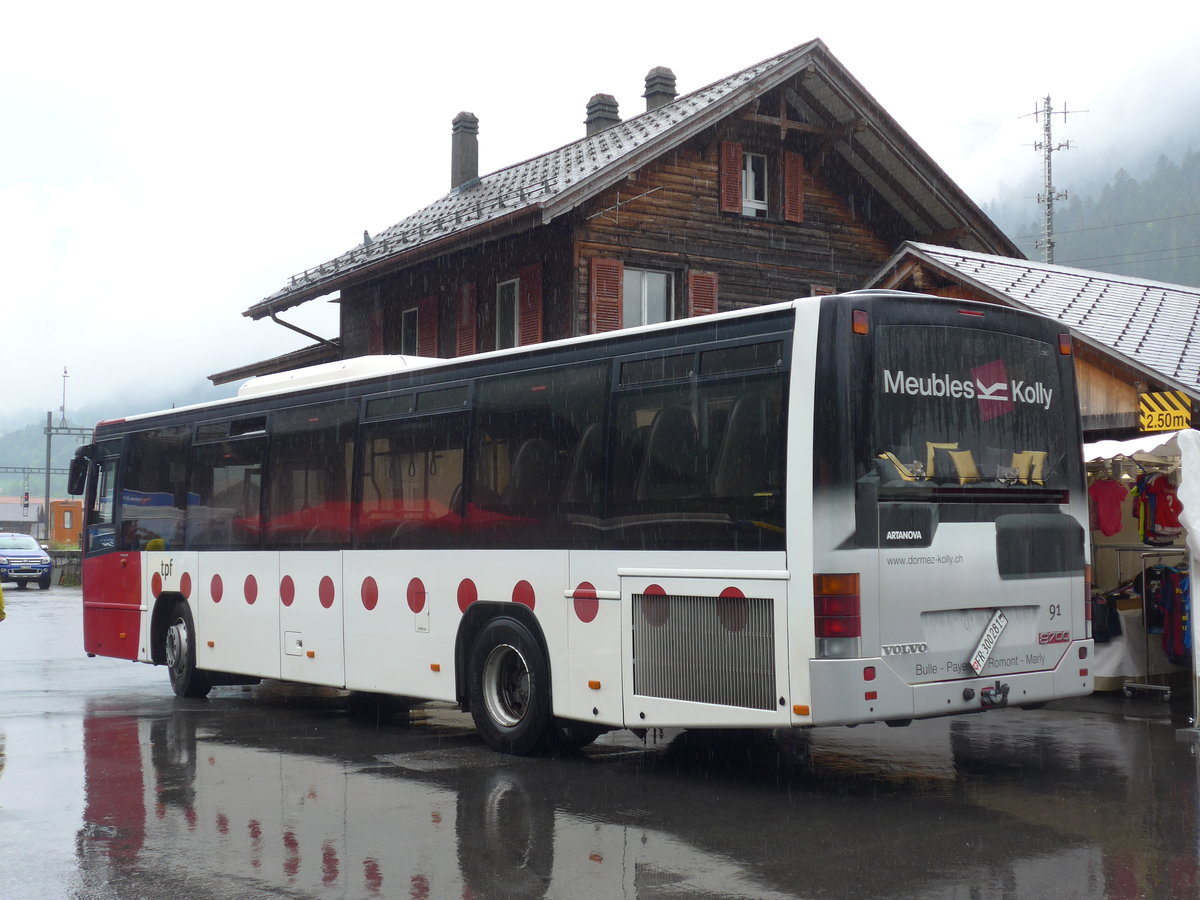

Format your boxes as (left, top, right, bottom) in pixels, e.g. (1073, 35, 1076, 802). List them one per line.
(106, 290, 1038, 428)
(112, 296, 817, 426)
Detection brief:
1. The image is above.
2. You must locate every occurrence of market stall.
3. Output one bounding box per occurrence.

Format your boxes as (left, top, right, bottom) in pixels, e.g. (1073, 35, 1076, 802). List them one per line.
(1084, 431, 1192, 694)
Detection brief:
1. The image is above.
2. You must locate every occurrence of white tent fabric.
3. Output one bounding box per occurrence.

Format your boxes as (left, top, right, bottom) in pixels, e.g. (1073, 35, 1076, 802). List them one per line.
(1083, 430, 1188, 462)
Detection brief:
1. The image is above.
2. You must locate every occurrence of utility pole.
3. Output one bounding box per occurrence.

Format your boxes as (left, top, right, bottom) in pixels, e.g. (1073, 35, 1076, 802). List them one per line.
(1024, 96, 1084, 264)
(43, 412, 91, 542)
(59, 367, 70, 427)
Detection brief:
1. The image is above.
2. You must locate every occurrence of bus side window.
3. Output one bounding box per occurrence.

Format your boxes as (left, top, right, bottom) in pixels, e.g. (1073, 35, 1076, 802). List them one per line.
(610, 372, 785, 550)
(186, 438, 265, 549)
(265, 401, 357, 549)
(355, 413, 466, 549)
(469, 363, 607, 548)
(86, 446, 121, 554)
(120, 426, 191, 551)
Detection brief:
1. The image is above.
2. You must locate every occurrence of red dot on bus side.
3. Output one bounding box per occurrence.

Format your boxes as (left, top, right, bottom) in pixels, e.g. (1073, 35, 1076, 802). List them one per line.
(457, 579, 477, 613)
(364, 859, 383, 893)
(361, 576, 379, 611)
(573, 582, 599, 623)
(211, 574, 223, 603)
(407, 577, 427, 614)
(244, 574, 258, 605)
(512, 580, 535, 609)
(280, 575, 295, 607)
(180, 572, 192, 599)
(319, 576, 336, 609)
(151, 572, 163, 598)
(642, 584, 669, 627)
(717, 586, 748, 632)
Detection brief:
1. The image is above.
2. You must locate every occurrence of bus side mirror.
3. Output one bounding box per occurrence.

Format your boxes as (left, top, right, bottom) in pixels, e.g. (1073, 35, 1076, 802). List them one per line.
(68, 449, 92, 496)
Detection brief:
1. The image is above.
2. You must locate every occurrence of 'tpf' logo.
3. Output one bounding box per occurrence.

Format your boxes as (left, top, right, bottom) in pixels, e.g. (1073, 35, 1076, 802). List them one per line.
(972, 359, 1012, 422)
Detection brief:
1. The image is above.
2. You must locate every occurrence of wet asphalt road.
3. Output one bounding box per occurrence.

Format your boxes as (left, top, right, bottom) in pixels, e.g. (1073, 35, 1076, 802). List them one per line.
(2, 587, 1199, 899)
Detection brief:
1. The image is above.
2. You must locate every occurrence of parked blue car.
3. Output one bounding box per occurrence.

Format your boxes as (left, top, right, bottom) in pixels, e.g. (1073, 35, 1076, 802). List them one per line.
(0, 532, 52, 589)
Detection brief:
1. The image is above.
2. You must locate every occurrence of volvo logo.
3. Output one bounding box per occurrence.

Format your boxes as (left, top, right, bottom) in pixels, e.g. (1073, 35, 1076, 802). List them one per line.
(881, 642, 928, 656)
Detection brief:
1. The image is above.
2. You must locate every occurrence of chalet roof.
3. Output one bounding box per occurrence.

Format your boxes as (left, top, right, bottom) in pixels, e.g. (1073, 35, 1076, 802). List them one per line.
(244, 39, 1019, 321)
(871, 242, 1200, 396)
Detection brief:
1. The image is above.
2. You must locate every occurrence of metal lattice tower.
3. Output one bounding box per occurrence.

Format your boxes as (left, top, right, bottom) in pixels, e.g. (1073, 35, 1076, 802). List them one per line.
(1025, 96, 1084, 264)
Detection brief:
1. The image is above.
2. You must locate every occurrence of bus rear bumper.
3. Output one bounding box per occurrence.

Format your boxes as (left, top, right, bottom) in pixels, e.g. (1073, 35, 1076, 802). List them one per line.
(806, 640, 1094, 726)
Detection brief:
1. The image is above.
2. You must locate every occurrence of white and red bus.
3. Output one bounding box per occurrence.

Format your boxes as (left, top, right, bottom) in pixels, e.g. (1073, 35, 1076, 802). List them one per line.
(69, 291, 1093, 754)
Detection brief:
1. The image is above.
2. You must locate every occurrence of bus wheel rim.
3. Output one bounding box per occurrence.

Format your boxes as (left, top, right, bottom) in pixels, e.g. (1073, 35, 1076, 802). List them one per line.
(165, 619, 188, 673)
(482, 643, 530, 728)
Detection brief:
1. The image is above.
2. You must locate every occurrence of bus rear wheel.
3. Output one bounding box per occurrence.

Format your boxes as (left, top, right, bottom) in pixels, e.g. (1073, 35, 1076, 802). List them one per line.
(164, 601, 212, 699)
(468, 617, 554, 755)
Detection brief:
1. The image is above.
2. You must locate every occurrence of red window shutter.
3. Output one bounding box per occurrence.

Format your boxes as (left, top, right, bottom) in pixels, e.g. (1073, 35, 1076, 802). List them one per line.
(784, 151, 805, 223)
(719, 141, 743, 214)
(456, 283, 477, 357)
(367, 307, 384, 355)
(518, 263, 543, 345)
(688, 271, 719, 317)
(589, 258, 623, 333)
(417, 296, 438, 357)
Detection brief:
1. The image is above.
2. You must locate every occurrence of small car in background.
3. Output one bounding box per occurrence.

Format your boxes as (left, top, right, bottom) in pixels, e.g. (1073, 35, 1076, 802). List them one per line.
(0, 532, 52, 589)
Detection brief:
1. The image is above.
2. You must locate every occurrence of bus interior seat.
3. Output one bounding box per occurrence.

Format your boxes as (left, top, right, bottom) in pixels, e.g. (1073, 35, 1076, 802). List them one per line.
(502, 438, 559, 507)
(711, 392, 770, 498)
(636, 405, 703, 501)
(561, 423, 603, 505)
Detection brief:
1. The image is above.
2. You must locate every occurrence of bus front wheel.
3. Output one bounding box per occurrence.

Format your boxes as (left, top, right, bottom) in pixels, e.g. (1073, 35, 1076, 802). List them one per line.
(164, 601, 212, 699)
(468, 617, 553, 755)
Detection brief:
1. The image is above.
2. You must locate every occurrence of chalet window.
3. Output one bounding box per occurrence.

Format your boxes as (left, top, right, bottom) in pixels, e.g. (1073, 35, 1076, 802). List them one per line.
(496, 279, 519, 349)
(719, 140, 805, 224)
(400, 307, 418, 355)
(623, 268, 674, 327)
(742, 152, 768, 218)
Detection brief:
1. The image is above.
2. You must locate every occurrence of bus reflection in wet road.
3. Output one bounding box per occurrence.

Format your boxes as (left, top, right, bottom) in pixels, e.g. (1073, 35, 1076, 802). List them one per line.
(2, 592, 1198, 899)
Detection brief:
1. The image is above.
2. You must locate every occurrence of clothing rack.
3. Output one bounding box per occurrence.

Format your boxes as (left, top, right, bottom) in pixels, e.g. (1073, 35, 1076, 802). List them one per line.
(1123, 549, 1187, 700)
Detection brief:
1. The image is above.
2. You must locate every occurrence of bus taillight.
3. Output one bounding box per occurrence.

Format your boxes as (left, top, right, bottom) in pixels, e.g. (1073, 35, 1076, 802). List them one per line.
(814, 573, 861, 658)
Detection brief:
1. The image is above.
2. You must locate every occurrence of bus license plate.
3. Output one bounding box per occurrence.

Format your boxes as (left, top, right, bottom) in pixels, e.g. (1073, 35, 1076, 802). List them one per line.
(970, 609, 1009, 675)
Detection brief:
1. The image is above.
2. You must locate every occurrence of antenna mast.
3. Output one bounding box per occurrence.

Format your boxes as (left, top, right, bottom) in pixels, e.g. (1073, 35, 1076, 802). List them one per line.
(1025, 96, 1085, 264)
(59, 366, 69, 427)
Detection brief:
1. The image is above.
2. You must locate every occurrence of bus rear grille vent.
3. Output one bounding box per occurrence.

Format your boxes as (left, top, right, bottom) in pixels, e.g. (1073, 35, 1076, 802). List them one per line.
(632, 593, 775, 710)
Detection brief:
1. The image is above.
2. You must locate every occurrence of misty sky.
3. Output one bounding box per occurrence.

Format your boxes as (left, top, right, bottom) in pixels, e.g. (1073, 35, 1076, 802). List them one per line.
(4, 1, 1198, 425)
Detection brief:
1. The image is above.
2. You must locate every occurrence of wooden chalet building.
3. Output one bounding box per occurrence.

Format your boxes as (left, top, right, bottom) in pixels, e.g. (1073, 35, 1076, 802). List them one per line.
(214, 39, 1019, 384)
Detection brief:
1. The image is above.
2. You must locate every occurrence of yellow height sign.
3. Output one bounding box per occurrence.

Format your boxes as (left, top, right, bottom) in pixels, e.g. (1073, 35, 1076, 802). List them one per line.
(1139, 391, 1192, 433)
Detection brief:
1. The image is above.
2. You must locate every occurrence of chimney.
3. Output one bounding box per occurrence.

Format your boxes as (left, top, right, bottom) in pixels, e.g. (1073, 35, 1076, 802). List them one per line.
(643, 67, 677, 111)
(451, 111, 479, 189)
(584, 94, 620, 136)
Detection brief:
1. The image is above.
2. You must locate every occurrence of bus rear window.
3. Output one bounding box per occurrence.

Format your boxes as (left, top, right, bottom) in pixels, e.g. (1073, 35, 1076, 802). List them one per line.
(870, 326, 1071, 493)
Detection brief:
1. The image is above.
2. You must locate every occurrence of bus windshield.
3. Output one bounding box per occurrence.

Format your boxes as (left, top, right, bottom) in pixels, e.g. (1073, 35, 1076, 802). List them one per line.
(870, 325, 1072, 495)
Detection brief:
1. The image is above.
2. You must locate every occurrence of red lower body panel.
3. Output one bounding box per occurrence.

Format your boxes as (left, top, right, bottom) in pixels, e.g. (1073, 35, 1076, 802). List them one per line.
(83, 553, 142, 660)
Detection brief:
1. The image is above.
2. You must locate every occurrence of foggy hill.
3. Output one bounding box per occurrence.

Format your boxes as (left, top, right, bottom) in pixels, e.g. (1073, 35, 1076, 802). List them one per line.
(0, 382, 236, 497)
(985, 146, 1200, 288)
